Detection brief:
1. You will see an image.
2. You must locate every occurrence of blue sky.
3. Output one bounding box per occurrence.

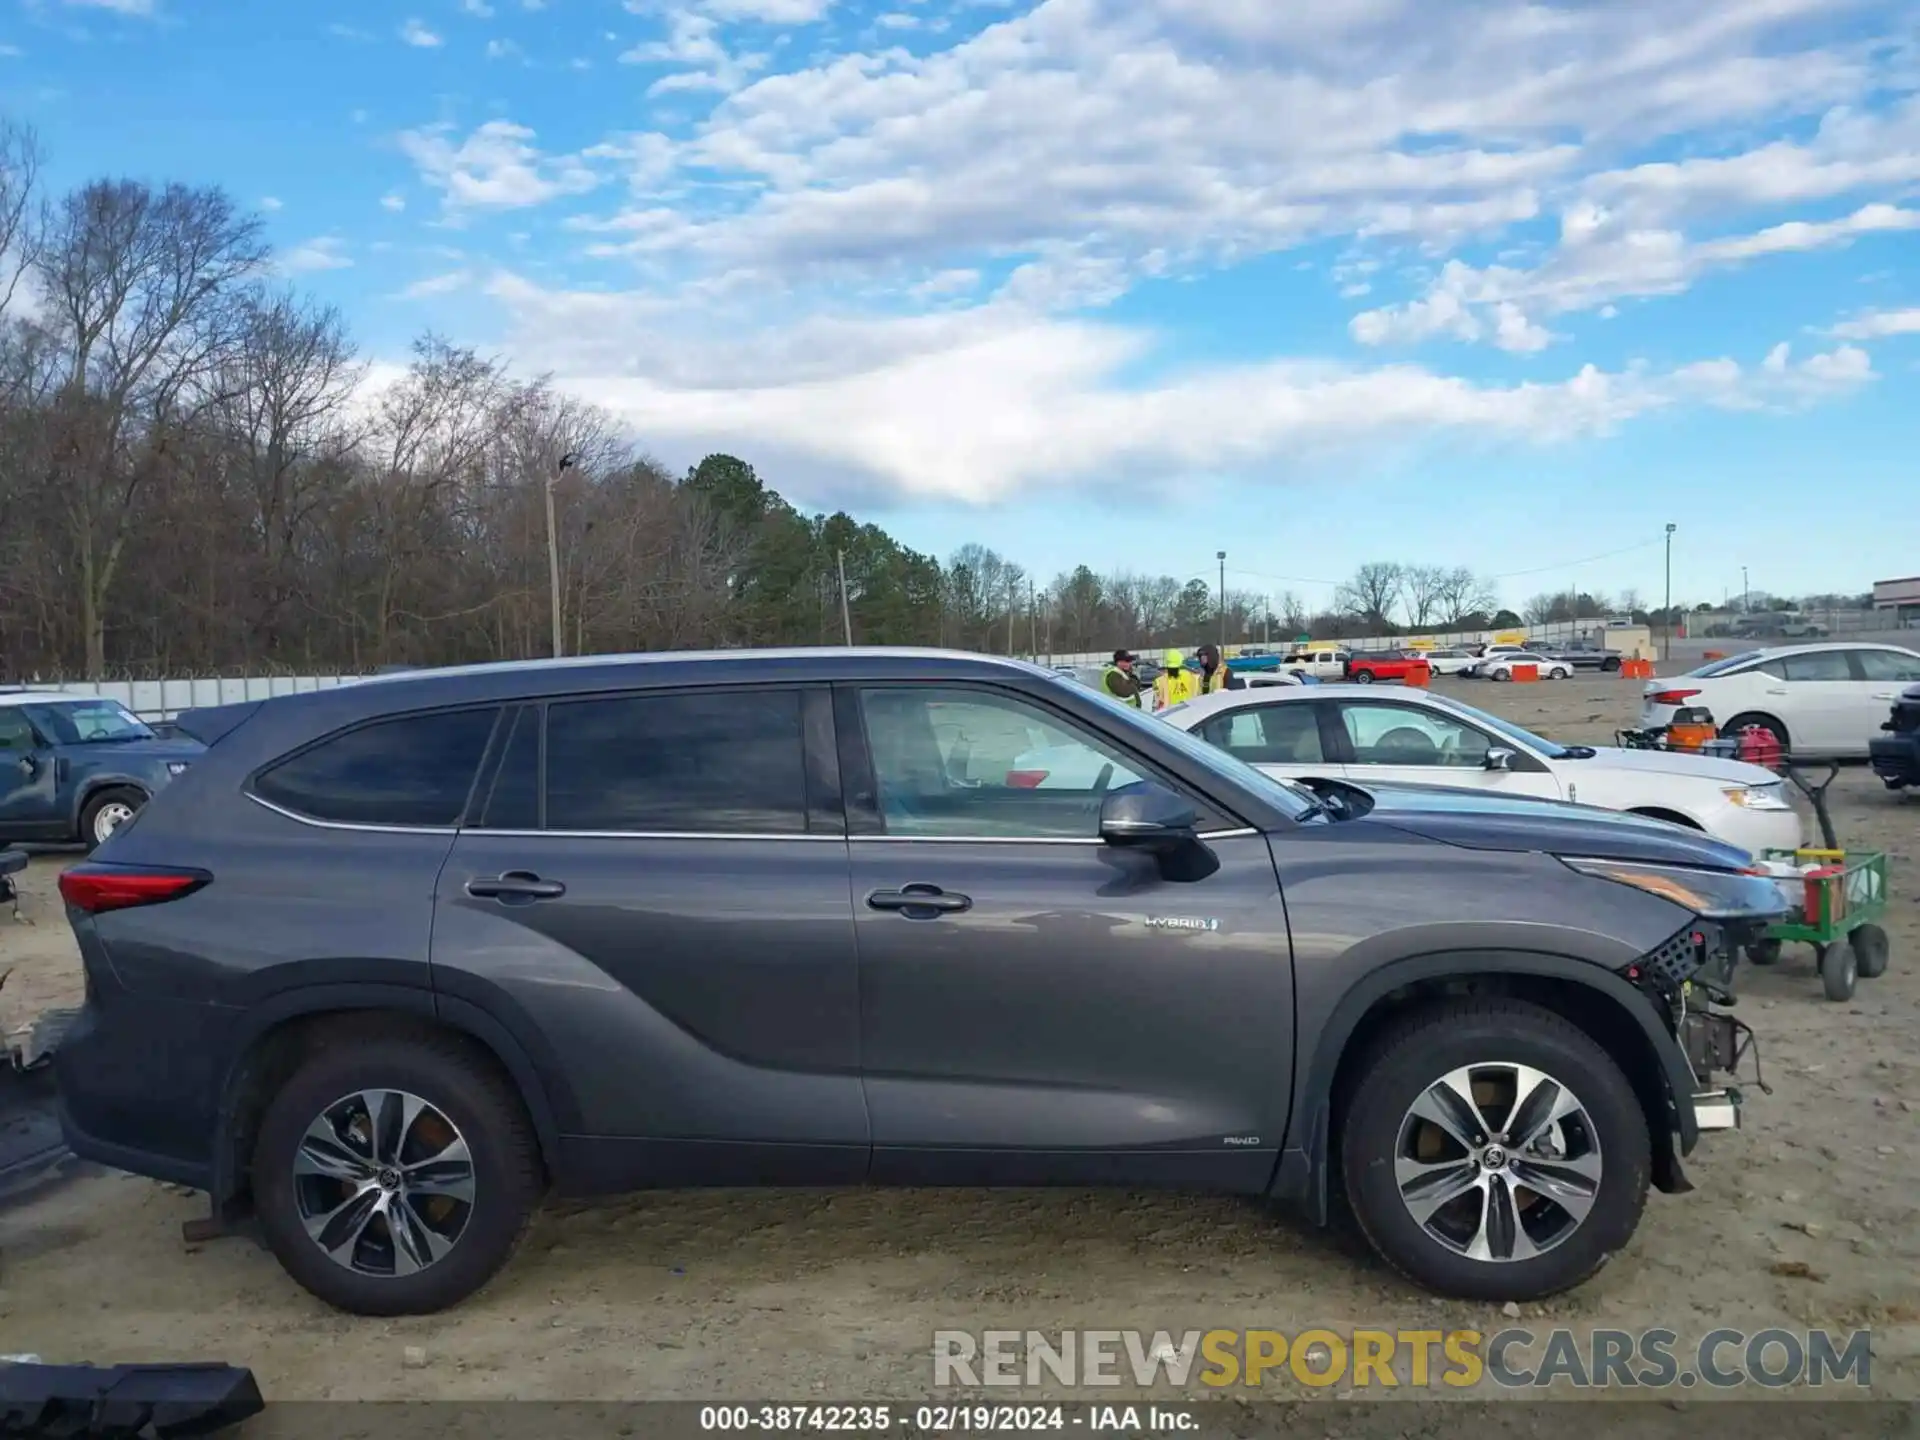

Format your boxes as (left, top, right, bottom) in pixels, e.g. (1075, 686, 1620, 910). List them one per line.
(4, 0, 1917, 617)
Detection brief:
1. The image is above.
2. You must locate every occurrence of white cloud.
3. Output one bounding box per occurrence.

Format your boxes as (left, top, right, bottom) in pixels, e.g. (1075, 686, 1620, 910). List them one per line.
(278, 236, 352, 274)
(0, 43, 21, 57)
(328, 23, 374, 41)
(399, 18, 443, 48)
(485, 273, 1877, 503)
(62, 0, 155, 14)
(259, 196, 283, 212)
(705, 0, 835, 19)
(398, 120, 603, 212)
(462, 0, 496, 14)
(1353, 203, 1920, 350)
(1830, 306, 1920, 339)
(399, 269, 475, 298)
(381, 191, 407, 212)
(486, 38, 524, 60)
(621, 11, 767, 95)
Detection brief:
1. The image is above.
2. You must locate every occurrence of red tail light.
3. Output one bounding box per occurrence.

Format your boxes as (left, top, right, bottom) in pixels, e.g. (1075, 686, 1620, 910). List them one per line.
(1648, 688, 1701, 706)
(1004, 770, 1050, 788)
(58, 864, 210, 914)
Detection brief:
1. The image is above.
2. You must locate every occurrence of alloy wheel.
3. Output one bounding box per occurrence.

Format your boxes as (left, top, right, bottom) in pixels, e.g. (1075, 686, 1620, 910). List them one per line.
(293, 1089, 476, 1276)
(1393, 1062, 1602, 1263)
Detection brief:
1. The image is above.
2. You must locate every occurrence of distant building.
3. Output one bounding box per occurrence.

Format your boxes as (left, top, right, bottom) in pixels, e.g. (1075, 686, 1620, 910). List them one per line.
(1872, 576, 1920, 624)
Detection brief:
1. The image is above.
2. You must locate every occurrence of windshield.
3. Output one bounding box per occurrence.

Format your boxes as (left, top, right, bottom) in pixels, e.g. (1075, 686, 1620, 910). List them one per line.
(1687, 650, 1766, 678)
(26, 699, 155, 744)
(1063, 681, 1321, 820)
(1428, 695, 1572, 760)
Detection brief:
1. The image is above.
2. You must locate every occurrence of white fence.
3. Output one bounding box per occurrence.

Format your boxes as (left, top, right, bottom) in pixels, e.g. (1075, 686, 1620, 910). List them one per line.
(4, 674, 369, 724)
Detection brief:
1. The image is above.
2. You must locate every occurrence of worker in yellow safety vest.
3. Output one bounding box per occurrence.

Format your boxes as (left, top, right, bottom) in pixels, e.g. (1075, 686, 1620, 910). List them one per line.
(1195, 643, 1232, 693)
(1101, 649, 1144, 707)
(1152, 649, 1199, 711)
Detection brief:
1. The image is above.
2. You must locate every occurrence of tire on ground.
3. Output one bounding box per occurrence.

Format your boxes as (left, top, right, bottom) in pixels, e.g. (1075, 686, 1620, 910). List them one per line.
(79, 786, 146, 850)
(251, 1025, 545, 1316)
(1339, 996, 1652, 1302)
(1719, 712, 1790, 754)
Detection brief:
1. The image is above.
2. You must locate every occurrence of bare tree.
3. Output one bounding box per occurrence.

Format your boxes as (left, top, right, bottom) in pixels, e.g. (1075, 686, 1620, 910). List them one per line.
(1335, 562, 1404, 628)
(1433, 565, 1496, 625)
(1402, 565, 1449, 628)
(0, 118, 41, 324)
(34, 179, 269, 673)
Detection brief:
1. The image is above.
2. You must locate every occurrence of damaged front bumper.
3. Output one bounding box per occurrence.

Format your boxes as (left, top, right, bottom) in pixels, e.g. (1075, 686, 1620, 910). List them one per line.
(1628, 920, 1770, 1141)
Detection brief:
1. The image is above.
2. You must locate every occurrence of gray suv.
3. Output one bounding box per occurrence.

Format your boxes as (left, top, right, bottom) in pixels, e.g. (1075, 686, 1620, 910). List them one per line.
(52, 649, 1781, 1315)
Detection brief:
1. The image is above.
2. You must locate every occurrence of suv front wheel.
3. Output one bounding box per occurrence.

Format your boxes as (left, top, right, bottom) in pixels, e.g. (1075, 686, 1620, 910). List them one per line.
(251, 1024, 545, 1315)
(1339, 997, 1651, 1301)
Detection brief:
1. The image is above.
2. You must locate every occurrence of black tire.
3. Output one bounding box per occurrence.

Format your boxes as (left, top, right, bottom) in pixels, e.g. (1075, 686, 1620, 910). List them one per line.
(1720, 713, 1789, 754)
(1353, 670, 1375, 684)
(1851, 923, 1889, 980)
(1745, 939, 1783, 967)
(1550, 667, 1572, 680)
(1601, 656, 1622, 672)
(1339, 997, 1651, 1303)
(78, 785, 146, 851)
(251, 1023, 545, 1316)
(1818, 943, 1856, 1002)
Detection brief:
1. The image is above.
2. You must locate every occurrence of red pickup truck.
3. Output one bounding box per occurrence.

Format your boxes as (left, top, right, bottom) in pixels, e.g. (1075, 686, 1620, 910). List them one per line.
(1345, 650, 1432, 685)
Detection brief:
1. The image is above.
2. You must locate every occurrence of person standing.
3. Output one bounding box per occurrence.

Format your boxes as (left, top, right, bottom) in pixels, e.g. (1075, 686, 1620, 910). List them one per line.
(1152, 648, 1199, 710)
(1195, 643, 1233, 694)
(1101, 649, 1144, 707)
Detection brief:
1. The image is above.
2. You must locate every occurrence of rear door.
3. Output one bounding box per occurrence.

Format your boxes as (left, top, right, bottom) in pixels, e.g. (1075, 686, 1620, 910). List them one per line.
(1326, 698, 1563, 800)
(431, 685, 867, 1188)
(1187, 697, 1344, 785)
(842, 681, 1294, 1192)
(1773, 650, 1859, 754)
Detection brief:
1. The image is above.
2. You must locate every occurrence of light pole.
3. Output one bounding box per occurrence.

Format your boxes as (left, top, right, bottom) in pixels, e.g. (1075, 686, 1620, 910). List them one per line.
(1663, 522, 1676, 663)
(548, 453, 575, 659)
(1217, 550, 1227, 648)
(1742, 566, 1750, 614)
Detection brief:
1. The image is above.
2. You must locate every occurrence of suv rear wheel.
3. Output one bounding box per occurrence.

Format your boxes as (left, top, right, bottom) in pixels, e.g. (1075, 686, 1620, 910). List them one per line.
(1340, 997, 1650, 1301)
(251, 1026, 544, 1315)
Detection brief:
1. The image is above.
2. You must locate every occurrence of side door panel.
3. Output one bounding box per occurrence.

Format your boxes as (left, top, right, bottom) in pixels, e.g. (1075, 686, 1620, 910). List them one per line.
(841, 683, 1294, 1193)
(430, 690, 867, 1193)
(0, 711, 61, 838)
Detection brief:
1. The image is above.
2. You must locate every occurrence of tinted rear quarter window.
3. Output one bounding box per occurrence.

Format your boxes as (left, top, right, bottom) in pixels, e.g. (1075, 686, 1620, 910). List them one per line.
(253, 707, 500, 827)
(545, 689, 807, 834)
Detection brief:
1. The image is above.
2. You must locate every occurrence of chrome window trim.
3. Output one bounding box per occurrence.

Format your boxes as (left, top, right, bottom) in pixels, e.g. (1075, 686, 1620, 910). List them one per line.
(246, 793, 1259, 846)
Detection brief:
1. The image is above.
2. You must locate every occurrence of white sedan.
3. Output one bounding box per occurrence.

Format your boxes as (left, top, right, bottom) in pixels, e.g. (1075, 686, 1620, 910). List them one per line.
(1472, 652, 1574, 681)
(1134, 685, 1802, 856)
(1641, 642, 1920, 758)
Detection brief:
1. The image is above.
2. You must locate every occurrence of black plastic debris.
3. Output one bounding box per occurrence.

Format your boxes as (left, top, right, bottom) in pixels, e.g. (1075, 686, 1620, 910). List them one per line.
(0, 1362, 264, 1438)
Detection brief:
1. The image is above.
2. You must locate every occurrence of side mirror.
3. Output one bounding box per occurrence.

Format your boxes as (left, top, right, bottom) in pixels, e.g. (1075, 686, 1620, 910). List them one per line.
(1099, 784, 1198, 852)
(1484, 746, 1516, 771)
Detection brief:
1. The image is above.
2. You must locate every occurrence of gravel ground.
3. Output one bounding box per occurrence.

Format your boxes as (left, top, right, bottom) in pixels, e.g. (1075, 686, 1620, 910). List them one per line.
(1, 674, 1916, 1405)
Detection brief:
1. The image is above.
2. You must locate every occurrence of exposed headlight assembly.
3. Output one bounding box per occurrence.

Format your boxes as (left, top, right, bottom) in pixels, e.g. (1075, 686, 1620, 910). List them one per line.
(1559, 856, 1792, 920)
(1723, 783, 1791, 811)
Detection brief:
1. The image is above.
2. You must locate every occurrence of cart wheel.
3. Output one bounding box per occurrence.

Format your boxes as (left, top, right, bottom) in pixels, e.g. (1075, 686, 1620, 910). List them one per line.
(1745, 939, 1783, 967)
(1851, 923, 1889, 980)
(1818, 943, 1857, 1002)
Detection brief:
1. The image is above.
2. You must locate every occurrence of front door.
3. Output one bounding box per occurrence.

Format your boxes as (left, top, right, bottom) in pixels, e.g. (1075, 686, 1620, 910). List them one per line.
(1773, 649, 1859, 753)
(840, 682, 1293, 1193)
(431, 687, 867, 1190)
(1326, 698, 1564, 801)
(0, 709, 58, 839)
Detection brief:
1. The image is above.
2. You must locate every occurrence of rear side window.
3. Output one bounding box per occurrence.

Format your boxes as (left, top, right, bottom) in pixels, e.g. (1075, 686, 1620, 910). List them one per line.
(253, 707, 500, 827)
(1781, 651, 1850, 682)
(545, 689, 806, 834)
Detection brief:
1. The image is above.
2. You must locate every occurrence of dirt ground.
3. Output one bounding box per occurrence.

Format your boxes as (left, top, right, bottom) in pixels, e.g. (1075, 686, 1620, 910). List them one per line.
(1, 674, 1917, 1405)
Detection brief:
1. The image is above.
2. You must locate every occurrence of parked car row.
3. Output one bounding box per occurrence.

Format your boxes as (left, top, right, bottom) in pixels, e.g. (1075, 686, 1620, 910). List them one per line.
(53, 647, 1776, 1318)
(1640, 641, 1920, 758)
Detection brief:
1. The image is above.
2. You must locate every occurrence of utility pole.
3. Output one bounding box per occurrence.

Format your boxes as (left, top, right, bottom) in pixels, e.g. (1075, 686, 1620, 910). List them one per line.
(1663, 522, 1676, 663)
(1029, 578, 1038, 658)
(1742, 566, 1750, 614)
(1007, 577, 1018, 657)
(548, 453, 575, 659)
(835, 549, 853, 645)
(1217, 550, 1227, 648)
(1263, 595, 1271, 647)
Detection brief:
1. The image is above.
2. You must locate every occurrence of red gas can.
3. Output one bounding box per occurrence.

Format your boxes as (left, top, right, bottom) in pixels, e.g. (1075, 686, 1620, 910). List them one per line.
(1736, 724, 1784, 771)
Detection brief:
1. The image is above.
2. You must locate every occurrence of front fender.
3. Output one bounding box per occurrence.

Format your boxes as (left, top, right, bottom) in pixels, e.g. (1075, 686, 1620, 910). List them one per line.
(65, 764, 159, 829)
(1269, 948, 1697, 1219)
